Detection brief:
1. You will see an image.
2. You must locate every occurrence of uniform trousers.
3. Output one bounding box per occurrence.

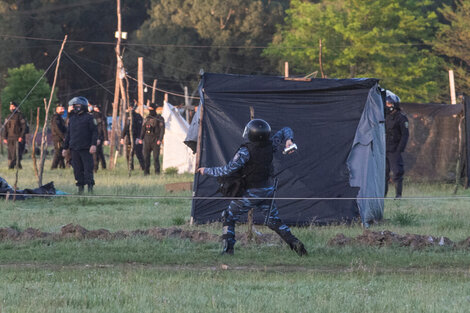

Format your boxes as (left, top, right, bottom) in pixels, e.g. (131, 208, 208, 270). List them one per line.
(385, 151, 405, 197)
(71, 149, 95, 186)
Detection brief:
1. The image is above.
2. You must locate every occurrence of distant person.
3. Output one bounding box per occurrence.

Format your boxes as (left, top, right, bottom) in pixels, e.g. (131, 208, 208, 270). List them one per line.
(51, 104, 67, 169)
(63, 97, 97, 194)
(2, 101, 27, 169)
(139, 103, 165, 175)
(120, 103, 145, 170)
(197, 119, 307, 256)
(385, 90, 409, 199)
(92, 104, 108, 172)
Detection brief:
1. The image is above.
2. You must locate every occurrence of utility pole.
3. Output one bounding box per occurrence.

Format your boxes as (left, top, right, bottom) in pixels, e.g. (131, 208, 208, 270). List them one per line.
(109, 0, 123, 169)
(138, 57, 144, 116)
(184, 86, 190, 122)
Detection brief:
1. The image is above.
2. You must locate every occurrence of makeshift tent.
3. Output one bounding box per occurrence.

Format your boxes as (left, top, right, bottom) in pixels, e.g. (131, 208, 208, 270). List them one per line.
(190, 73, 385, 226)
(162, 101, 195, 174)
(400, 97, 470, 185)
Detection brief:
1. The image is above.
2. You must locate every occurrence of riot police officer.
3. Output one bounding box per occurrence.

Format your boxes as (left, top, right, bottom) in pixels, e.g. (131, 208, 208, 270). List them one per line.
(92, 104, 108, 172)
(2, 101, 27, 169)
(120, 103, 145, 170)
(139, 104, 165, 175)
(385, 90, 409, 198)
(197, 119, 307, 256)
(63, 97, 98, 194)
(51, 104, 67, 169)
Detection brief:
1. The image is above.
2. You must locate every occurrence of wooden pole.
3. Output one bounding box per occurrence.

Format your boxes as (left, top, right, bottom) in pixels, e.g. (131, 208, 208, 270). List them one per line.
(319, 38, 325, 78)
(109, 0, 123, 169)
(184, 86, 190, 122)
(138, 57, 144, 116)
(38, 35, 67, 187)
(152, 79, 157, 104)
(449, 70, 456, 105)
(284, 61, 289, 78)
(32, 107, 40, 180)
(0, 106, 3, 155)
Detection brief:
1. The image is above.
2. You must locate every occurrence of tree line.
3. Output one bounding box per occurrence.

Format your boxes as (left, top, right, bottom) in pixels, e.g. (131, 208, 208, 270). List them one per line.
(1, 0, 469, 119)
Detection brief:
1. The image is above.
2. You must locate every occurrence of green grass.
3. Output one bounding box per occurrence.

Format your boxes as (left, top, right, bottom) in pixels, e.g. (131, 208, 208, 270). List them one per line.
(1, 267, 470, 313)
(2, 152, 470, 312)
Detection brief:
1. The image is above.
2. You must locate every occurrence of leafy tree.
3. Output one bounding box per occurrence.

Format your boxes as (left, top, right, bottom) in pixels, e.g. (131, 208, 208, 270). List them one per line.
(130, 0, 288, 96)
(264, 0, 447, 102)
(433, 0, 470, 97)
(1, 63, 55, 122)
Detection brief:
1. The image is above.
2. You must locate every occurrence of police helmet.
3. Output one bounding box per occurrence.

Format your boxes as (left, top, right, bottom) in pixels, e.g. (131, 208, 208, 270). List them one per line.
(243, 119, 271, 142)
(10, 101, 18, 107)
(385, 90, 400, 111)
(68, 96, 89, 114)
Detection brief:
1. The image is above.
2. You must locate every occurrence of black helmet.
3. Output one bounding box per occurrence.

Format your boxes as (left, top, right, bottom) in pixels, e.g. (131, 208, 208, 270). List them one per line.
(69, 96, 89, 114)
(243, 119, 271, 142)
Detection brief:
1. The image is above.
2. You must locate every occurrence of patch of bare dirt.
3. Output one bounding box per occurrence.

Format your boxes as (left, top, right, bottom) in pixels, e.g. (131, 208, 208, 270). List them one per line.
(328, 230, 468, 249)
(0, 224, 281, 245)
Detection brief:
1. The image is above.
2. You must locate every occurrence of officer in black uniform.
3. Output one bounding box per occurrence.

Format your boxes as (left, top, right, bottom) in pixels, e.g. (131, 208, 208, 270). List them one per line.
(197, 119, 307, 256)
(63, 97, 98, 194)
(385, 90, 409, 198)
(139, 104, 165, 175)
(92, 104, 108, 172)
(51, 104, 67, 169)
(120, 104, 145, 170)
(2, 101, 27, 169)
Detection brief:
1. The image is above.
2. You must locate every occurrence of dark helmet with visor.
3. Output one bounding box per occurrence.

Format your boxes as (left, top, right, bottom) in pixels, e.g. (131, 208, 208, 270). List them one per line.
(243, 119, 271, 142)
(385, 90, 400, 112)
(69, 96, 89, 114)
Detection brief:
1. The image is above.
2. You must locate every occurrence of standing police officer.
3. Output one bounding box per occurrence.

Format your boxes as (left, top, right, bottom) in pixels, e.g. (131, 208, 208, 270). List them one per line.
(120, 104, 145, 170)
(51, 104, 67, 169)
(63, 97, 98, 194)
(139, 104, 165, 175)
(2, 101, 27, 169)
(385, 90, 409, 199)
(92, 104, 108, 172)
(197, 119, 307, 256)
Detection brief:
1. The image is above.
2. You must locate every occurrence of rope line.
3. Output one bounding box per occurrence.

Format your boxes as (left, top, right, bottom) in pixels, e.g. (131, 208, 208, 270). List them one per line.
(1, 192, 469, 201)
(126, 75, 200, 100)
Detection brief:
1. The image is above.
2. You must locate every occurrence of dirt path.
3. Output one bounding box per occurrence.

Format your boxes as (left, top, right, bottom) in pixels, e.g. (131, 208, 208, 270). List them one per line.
(1, 262, 469, 275)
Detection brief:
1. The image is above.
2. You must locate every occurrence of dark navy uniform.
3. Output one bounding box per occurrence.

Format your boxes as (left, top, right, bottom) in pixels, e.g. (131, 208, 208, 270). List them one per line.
(121, 111, 145, 170)
(385, 109, 409, 198)
(3, 110, 27, 169)
(204, 127, 306, 256)
(64, 112, 98, 188)
(92, 110, 108, 172)
(140, 113, 165, 175)
(51, 112, 67, 169)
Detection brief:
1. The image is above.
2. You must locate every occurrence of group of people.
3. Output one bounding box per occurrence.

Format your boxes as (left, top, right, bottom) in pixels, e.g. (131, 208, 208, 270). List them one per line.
(2, 96, 165, 194)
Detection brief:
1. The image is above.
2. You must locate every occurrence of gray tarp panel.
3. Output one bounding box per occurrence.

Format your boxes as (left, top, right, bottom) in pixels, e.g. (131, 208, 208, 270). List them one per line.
(347, 86, 385, 225)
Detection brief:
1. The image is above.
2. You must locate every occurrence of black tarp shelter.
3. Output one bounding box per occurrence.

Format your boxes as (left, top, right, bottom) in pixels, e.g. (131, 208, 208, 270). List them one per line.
(400, 96, 470, 185)
(190, 73, 385, 226)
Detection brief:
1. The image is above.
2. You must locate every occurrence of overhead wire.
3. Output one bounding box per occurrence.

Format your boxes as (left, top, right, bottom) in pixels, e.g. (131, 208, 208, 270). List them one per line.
(126, 74, 200, 100)
(63, 51, 114, 96)
(0, 34, 432, 49)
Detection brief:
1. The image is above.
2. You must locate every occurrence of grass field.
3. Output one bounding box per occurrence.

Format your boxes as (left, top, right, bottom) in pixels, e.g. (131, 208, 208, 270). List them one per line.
(1, 151, 470, 312)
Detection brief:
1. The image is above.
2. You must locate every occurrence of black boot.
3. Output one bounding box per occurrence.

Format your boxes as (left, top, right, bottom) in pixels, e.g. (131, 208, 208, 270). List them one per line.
(221, 237, 235, 255)
(77, 185, 84, 195)
(288, 239, 308, 256)
(87, 184, 93, 194)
